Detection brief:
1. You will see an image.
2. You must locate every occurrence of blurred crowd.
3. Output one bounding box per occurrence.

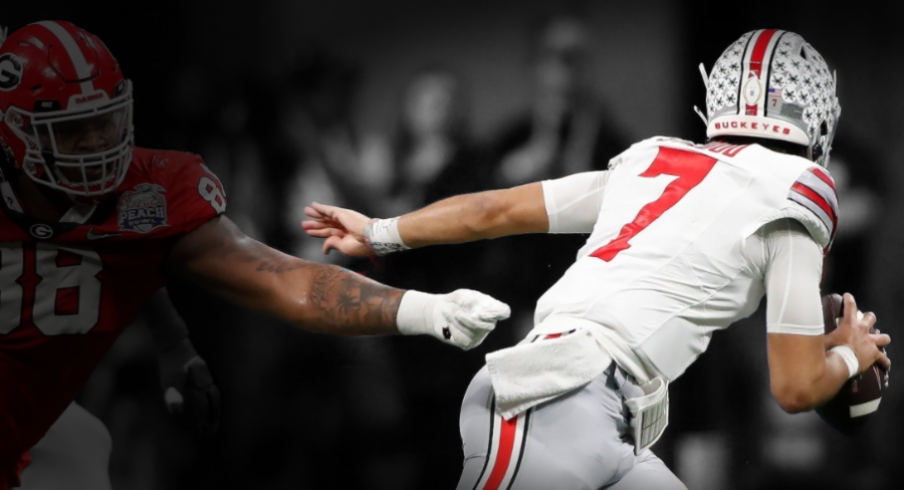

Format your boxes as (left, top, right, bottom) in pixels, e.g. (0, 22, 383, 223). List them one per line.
(56, 6, 899, 490)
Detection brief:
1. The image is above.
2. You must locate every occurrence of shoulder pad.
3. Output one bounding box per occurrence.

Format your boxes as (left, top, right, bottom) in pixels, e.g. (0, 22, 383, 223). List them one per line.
(787, 166, 838, 247)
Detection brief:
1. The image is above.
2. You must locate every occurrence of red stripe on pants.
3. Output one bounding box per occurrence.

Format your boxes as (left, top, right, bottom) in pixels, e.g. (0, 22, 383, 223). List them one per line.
(482, 416, 518, 490)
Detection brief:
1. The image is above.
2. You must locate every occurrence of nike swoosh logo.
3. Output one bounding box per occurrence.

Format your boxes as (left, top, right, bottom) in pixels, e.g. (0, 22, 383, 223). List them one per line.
(86, 227, 123, 240)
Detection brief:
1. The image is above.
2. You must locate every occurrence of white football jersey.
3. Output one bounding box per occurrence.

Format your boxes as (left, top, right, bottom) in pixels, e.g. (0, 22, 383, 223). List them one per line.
(533, 136, 838, 381)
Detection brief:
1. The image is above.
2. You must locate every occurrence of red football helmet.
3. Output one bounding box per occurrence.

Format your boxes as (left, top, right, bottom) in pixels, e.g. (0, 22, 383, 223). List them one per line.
(0, 20, 133, 201)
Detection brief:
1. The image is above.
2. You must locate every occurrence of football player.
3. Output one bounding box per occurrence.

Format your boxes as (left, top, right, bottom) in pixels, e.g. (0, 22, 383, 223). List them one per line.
(303, 29, 891, 488)
(0, 20, 510, 489)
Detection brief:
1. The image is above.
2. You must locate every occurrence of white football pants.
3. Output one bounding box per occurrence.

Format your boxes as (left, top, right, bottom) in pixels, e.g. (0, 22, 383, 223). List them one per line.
(457, 363, 687, 490)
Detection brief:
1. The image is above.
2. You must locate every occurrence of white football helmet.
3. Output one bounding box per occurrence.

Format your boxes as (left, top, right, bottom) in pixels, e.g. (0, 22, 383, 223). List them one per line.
(695, 29, 841, 167)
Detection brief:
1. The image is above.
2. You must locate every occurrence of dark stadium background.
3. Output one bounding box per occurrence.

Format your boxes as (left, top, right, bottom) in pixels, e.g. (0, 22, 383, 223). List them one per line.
(7, 1, 901, 489)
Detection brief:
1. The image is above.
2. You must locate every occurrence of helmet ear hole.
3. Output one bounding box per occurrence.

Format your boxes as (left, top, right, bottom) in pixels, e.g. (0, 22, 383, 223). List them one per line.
(811, 121, 830, 164)
(811, 142, 823, 163)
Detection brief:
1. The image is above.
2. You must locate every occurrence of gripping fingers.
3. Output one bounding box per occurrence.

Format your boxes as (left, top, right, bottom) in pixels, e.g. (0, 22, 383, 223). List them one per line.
(454, 310, 496, 350)
(872, 332, 892, 348)
(843, 293, 857, 321)
(435, 307, 493, 350)
(448, 289, 512, 322)
(876, 349, 892, 372)
(451, 308, 491, 331)
(479, 300, 511, 322)
(860, 311, 877, 330)
(439, 323, 477, 350)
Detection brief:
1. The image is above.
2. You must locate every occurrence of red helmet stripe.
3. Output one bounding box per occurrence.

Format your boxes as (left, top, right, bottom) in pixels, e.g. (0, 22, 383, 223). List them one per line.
(34, 21, 95, 95)
(743, 29, 779, 116)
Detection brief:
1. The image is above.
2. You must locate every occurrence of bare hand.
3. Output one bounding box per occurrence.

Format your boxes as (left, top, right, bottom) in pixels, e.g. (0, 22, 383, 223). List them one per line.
(301, 202, 373, 256)
(831, 293, 891, 373)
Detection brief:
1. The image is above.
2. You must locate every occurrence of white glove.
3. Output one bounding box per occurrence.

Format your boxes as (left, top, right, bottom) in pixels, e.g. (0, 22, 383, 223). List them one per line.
(396, 289, 511, 350)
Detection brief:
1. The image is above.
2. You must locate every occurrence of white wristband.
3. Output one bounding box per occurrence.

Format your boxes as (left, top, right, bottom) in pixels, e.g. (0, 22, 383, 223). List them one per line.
(364, 217, 411, 255)
(829, 345, 860, 379)
(396, 290, 437, 336)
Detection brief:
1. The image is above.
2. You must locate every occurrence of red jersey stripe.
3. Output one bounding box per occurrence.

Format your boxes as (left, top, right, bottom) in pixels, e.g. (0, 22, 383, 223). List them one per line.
(792, 182, 837, 229)
(809, 167, 837, 193)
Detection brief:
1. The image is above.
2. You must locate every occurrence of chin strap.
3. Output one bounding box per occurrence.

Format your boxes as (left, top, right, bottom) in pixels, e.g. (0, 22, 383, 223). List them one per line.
(692, 63, 709, 127)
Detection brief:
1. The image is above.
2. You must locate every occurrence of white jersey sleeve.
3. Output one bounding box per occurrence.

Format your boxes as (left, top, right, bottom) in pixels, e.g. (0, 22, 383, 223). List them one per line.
(743, 218, 824, 335)
(541, 171, 610, 234)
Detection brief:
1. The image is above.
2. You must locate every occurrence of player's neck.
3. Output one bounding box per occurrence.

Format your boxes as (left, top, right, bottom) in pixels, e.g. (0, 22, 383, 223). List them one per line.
(13, 172, 75, 223)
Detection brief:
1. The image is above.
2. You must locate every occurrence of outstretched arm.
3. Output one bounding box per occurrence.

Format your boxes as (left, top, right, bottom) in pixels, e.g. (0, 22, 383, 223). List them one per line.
(302, 171, 609, 256)
(395, 184, 549, 247)
(166, 215, 509, 348)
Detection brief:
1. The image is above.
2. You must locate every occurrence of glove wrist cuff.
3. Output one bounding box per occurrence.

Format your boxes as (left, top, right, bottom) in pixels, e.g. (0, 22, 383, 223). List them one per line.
(396, 290, 437, 336)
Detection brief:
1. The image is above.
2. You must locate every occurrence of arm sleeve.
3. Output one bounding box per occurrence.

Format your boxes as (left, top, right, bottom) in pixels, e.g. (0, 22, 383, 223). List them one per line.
(744, 218, 825, 336)
(541, 171, 609, 234)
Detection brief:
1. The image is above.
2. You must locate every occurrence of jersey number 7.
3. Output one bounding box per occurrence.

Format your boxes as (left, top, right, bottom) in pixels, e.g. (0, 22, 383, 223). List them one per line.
(591, 147, 718, 261)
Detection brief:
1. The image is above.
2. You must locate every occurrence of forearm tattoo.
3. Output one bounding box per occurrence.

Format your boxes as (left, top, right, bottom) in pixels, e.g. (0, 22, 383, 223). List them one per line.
(224, 222, 402, 333)
(308, 265, 403, 334)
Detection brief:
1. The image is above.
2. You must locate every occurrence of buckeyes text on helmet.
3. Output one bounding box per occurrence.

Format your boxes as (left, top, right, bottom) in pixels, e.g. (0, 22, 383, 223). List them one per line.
(701, 29, 841, 167)
(0, 20, 134, 201)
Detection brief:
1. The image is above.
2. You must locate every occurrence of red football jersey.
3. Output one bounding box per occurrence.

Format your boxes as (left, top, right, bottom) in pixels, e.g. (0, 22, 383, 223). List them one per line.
(0, 147, 226, 481)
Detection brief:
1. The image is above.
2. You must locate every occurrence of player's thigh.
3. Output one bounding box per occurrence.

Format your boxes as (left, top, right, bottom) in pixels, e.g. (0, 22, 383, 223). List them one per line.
(457, 365, 636, 490)
(602, 449, 686, 490)
(17, 402, 112, 490)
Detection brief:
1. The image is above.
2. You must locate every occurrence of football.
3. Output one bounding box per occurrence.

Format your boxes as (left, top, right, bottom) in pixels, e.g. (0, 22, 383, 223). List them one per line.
(815, 293, 888, 436)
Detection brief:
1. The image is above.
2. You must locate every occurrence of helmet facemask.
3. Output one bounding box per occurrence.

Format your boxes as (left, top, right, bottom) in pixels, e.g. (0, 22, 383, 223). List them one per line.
(6, 81, 133, 202)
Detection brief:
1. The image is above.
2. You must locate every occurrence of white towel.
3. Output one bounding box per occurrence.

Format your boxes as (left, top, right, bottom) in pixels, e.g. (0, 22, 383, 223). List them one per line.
(485, 329, 612, 420)
(485, 316, 660, 420)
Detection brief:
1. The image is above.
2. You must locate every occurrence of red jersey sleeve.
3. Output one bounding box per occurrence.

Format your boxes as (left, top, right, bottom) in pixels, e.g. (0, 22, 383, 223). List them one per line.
(156, 152, 227, 236)
(114, 148, 227, 238)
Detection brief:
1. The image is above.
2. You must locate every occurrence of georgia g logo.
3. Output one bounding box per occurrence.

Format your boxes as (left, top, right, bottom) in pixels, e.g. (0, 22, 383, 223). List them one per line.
(0, 53, 24, 91)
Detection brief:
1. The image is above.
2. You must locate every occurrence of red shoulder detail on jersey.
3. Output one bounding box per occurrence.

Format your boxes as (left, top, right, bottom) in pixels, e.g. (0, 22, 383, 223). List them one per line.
(788, 166, 838, 242)
(116, 148, 226, 237)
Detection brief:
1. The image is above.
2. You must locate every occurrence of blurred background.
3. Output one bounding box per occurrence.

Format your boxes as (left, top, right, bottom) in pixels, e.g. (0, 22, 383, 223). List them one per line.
(6, 0, 902, 488)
